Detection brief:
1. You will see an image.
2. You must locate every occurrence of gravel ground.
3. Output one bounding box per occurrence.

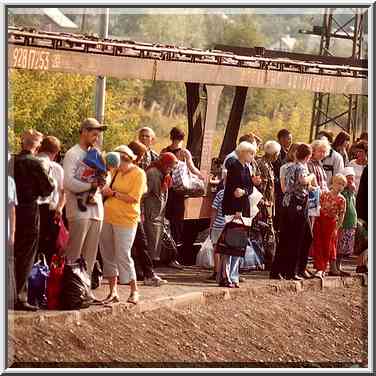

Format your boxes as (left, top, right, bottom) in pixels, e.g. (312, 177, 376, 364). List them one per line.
(9, 283, 367, 368)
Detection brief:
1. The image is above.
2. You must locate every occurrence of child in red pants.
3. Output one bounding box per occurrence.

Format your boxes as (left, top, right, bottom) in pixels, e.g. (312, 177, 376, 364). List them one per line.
(312, 174, 347, 279)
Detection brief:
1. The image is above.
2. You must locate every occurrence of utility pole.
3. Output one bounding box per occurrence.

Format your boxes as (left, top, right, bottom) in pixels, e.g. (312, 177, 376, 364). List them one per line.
(80, 8, 87, 34)
(95, 8, 109, 147)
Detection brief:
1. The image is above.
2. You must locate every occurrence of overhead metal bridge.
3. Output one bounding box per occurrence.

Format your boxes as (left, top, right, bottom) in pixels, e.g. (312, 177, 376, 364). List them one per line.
(7, 26, 368, 221)
(8, 27, 367, 95)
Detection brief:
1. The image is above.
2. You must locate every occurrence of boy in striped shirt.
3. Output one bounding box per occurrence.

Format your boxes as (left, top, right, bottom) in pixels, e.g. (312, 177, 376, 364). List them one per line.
(208, 188, 226, 280)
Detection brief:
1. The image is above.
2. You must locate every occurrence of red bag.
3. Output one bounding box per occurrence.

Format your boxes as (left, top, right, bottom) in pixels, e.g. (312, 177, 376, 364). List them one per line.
(47, 255, 65, 310)
(55, 218, 69, 255)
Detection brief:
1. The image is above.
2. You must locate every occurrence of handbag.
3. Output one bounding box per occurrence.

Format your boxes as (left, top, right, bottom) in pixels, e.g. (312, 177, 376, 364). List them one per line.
(55, 217, 69, 255)
(27, 253, 50, 308)
(160, 224, 179, 265)
(47, 255, 65, 310)
(216, 218, 249, 257)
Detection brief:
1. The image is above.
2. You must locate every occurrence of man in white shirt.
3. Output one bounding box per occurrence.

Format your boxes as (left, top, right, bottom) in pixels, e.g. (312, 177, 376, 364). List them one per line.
(37, 136, 66, 265)
(138, 127, 159, 171)
(63, 118, 107, 302)
(317, 131, 344, 187)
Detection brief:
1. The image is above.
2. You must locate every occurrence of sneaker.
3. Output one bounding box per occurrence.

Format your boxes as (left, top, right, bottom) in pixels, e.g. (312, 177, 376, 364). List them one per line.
(144, 275, 168, 287)
(127, 291, 139, 305)
(167, 260, 184, 270)
(14, 302, 39, 311)
(313, 270, 324, 279)
(292, 274, 303, 281)
(239, 276, 246, 283)
(299, 270, 313, 279)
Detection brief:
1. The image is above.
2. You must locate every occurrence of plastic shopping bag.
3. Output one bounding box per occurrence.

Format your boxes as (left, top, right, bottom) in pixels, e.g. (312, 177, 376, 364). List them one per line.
(195, 236, 214, 269)
(172, 161, 205, 197)
(240, 239, 265, 271)
(61, 256, 91, 310)
(249, 187, 263, 219)
(308, 187, 321, 217)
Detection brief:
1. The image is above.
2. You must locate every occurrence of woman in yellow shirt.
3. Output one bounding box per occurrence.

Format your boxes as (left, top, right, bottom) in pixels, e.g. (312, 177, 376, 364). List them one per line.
(101, 145, 147, 304)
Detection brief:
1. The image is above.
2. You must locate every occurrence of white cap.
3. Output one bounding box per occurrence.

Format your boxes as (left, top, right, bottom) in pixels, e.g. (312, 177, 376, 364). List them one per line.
(341, 167, 355, 176)
(114, 145, 137, 161)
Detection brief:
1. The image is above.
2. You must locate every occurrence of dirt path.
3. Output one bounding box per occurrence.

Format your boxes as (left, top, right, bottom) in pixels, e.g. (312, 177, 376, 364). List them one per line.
(9, 284, 367, 368)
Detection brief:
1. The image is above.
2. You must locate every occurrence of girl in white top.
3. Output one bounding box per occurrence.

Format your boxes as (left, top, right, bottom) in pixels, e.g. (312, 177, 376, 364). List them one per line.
(348, 141, 367, 194)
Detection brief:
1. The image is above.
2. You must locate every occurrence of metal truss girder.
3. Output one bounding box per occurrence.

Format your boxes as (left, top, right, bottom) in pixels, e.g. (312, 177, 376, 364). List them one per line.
(8, 45, 367, 95)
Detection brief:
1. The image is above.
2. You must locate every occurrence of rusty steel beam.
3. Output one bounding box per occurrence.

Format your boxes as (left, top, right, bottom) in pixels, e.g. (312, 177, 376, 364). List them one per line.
(185, 83, 205, 165)
(8, 45, 367, 95)
(214, 44, 368, 68)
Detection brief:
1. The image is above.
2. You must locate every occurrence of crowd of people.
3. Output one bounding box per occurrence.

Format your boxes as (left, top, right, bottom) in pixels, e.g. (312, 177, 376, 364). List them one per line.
(208, 128, 368, 287)
(7, 118, 368, 311)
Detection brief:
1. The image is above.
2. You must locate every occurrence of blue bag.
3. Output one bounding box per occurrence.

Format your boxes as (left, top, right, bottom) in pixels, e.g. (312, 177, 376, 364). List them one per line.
(27, 254, 50, 308)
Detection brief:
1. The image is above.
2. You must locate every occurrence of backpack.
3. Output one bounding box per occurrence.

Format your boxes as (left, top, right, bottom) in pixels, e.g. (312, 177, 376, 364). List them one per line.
(27, 254, 50, 308)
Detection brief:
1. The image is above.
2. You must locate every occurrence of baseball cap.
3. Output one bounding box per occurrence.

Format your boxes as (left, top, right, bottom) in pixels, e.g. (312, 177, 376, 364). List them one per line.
(114, 145, 137, 161)
(341, 167, 355, 177)
(80, 118, 107, 132)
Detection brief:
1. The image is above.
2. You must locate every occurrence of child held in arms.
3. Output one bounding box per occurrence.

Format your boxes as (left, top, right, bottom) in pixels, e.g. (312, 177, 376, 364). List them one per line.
(74, 150, 120, 212)
(311, 174, 347, 279)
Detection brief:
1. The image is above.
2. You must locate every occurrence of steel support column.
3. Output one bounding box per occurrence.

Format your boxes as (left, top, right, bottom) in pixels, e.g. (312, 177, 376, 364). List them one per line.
(185, 83, 206, 166)
(219, 86, 248, 162)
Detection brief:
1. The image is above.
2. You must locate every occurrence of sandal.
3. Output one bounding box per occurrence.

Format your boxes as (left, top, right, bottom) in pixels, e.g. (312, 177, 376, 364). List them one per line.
(102, 293, 120, 304)
(127, 291, 139, 305)
(219, 281, 234, 288)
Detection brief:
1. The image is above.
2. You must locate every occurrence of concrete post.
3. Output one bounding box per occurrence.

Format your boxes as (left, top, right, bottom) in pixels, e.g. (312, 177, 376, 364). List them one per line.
(199, 84, 223, 186)
(95, 8, 109, 148)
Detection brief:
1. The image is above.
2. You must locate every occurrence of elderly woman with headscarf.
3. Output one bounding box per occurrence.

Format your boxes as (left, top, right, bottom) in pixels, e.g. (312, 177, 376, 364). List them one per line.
(100, 145, 147, 304)
(143, 152, 179, 268)
(218, 141, 256, 288)
(256, 140, 281, 270)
